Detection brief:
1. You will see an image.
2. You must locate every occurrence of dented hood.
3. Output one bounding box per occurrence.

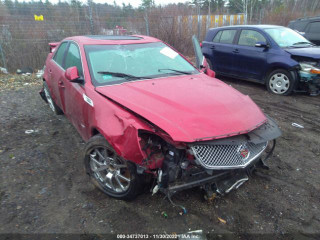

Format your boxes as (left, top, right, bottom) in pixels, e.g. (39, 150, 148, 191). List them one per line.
(95, 74, 267, 142)
(285, 47, 320, 60)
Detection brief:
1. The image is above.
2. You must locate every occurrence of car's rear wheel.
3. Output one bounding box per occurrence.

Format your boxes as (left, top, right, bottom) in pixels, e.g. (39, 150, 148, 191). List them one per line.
(266, 69, 296, 95)
(84, 134, 143, 200)
(43, 82, 63, 115)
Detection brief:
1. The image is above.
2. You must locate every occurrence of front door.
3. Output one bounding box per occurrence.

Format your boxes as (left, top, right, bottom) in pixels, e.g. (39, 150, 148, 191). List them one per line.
(234, 29, 269, 82)
(60, 42, 88, 138)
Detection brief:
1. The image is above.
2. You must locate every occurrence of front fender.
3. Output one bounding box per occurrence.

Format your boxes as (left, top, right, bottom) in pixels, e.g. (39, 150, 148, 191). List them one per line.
(266, 54, 299, 76)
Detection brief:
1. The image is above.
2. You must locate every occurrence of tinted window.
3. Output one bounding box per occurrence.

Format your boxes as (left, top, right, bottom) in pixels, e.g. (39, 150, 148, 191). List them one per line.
(308, 22, 320, 33)
(238, 30, 266, 46)
(53, 42, 67, 67)
(293, 21, 308, 31)
(219, 30, 237, 44)
(212, 31, 222, 42)
(65, 43, 83, 76)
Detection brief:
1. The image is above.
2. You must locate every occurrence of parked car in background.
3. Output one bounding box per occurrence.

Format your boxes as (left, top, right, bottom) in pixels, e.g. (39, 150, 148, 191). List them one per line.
(39, 35, 281, 201)
(202, 25, 320, 96)
(288, 16, 320, 45)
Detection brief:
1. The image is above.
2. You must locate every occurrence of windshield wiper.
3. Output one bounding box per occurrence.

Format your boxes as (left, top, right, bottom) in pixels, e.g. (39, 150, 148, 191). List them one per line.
(158, 68, 193, 75)
(292, 41, 315, 46)
(97, 71, 151, 80)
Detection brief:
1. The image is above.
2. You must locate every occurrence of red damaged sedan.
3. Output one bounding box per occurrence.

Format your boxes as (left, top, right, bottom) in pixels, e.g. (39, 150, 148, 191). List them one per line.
(40, 35, 281, 200)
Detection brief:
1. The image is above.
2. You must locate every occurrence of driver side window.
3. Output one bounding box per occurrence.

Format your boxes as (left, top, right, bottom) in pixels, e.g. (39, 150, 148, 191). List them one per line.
(65, 43, 83, 77)
(238, 30, 266, 47)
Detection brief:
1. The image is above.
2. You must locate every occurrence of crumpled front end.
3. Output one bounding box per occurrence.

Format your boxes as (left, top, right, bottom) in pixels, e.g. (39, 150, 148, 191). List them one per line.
(139, 116, 281, 198)
(299, 71, 320, 96)
(293, 60, 320, 96)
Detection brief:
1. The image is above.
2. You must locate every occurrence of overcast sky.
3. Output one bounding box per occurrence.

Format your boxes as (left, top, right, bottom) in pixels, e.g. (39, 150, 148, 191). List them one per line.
(46, 0, 190, 8)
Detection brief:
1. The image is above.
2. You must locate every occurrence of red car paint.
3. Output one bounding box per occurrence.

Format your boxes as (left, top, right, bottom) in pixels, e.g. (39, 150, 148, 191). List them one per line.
(43, 35, 267, 168)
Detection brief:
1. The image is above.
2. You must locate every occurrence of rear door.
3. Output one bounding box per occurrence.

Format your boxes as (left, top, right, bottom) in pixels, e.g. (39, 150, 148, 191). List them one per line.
(208, 29, 238, 75)
(233, 29, 269, 81)
(60, 42, 88, 137)
(49, 41, 68, 110)
(305, 21, 320, 45)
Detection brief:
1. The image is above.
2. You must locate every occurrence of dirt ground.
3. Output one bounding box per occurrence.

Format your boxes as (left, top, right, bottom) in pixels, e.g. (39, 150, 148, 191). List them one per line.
(0, 74, 319, 239)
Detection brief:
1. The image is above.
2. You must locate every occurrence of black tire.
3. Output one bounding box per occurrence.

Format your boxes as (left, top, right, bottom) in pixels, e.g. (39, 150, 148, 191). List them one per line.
(43, 81, 63, 115)
(266, 69, 297, 96)
(84, 134, 144, 200)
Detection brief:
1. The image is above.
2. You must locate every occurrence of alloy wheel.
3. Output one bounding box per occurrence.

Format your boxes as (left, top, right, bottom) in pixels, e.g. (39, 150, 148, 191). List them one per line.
(44, 86, 56, 112)
(89, 147, 131, 193)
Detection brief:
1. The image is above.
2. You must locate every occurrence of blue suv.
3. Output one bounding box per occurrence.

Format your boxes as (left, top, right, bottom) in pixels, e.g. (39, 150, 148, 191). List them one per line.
(202, 25, 320, 96)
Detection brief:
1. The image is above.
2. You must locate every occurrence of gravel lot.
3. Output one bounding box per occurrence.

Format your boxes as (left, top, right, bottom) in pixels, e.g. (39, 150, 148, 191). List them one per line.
(0, 74, 319, 239)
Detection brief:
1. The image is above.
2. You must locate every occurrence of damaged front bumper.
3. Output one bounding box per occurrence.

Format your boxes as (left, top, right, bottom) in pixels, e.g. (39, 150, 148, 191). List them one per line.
(162, 143, 274, 197)
(156, 116, 280, 197)
(299, 71, 320, 95)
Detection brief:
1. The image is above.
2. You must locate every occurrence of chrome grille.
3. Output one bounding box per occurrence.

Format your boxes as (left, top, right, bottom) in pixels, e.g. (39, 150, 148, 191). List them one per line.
(191, 142, 268, 169)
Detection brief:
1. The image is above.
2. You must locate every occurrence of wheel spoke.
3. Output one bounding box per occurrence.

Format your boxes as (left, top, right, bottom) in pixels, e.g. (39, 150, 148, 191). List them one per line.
(113, 163, 127, 169)
(93, 165, 109, 172)
(90, 154, 104, 166)
(95, 149, 105, 160)
(115, 175, 126, 191)
(116, 173, 130, 182)
(105, 172, 115, 190)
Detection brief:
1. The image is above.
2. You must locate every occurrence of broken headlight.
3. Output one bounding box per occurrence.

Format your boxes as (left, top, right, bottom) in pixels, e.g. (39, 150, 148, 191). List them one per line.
(299, 62, 320, 74)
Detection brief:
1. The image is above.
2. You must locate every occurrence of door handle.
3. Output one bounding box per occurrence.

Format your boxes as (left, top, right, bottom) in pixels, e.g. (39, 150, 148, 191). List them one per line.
(210, 46, 215, 49)
(233, 49, 239, 53)
(58, 80, 65, 88)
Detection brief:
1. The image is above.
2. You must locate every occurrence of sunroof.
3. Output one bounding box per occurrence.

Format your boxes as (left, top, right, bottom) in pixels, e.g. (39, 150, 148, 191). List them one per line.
(86, 35, 142, 40)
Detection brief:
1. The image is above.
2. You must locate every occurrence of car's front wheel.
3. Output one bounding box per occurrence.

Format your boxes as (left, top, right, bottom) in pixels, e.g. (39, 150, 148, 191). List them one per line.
(84, 134, 143, 200)
(266, 69, 296, 95)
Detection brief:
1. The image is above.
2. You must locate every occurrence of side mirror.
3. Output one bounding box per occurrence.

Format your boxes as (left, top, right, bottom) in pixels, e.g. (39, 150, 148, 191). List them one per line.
(65, 66, 84, 84)
(255, 41, 269, 48)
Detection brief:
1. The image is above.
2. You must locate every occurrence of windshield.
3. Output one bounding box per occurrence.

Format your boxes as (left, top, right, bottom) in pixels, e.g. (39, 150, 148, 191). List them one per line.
(85, 42, 198, 86)
(265, 27, 312, 48)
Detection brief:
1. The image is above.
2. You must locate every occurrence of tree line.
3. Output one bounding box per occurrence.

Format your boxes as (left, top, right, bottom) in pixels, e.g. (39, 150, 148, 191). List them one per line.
(0, 0, 319, 71)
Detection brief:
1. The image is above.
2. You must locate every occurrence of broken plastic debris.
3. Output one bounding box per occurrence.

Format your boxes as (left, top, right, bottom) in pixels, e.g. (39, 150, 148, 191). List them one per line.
(218, 217, 226, 224)
(161, 211, 168, 218)
(152, 185, 159, 196)
(179, 207, 187, 215)
(0, 67, 8, 74)
(292, 123, 304, 128)
(36, 69, 44, 78)
(25, 130, 34, 134)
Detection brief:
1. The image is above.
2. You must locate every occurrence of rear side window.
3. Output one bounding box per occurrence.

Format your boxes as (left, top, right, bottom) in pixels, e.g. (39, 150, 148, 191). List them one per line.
(219, 30, 237, 44)
(308, 22, 320, 33)
(293, 21, 308, 31)
(238, 30, 266, 46)
(53, 42, 67, 67)
(212, 31, 222, 42)
(65, 43, 83, 76)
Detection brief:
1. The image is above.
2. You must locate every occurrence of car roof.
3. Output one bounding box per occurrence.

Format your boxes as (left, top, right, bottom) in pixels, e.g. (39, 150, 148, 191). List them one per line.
(290, 15, 320, 22)
(63, 35, 161, 45)
(209, 24, 285, 31)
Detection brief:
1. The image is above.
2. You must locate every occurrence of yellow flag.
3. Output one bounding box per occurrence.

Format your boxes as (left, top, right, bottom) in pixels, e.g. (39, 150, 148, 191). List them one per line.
(34, 15, 44, 21)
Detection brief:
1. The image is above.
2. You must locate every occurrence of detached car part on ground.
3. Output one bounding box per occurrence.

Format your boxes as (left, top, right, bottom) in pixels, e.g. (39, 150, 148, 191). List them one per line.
(40, 35, 281, 201)
(202, 25, 320, 96)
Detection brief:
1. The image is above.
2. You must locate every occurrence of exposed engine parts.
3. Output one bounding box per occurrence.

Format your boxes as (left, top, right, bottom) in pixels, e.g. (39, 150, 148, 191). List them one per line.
(138, 116, 280, 201)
